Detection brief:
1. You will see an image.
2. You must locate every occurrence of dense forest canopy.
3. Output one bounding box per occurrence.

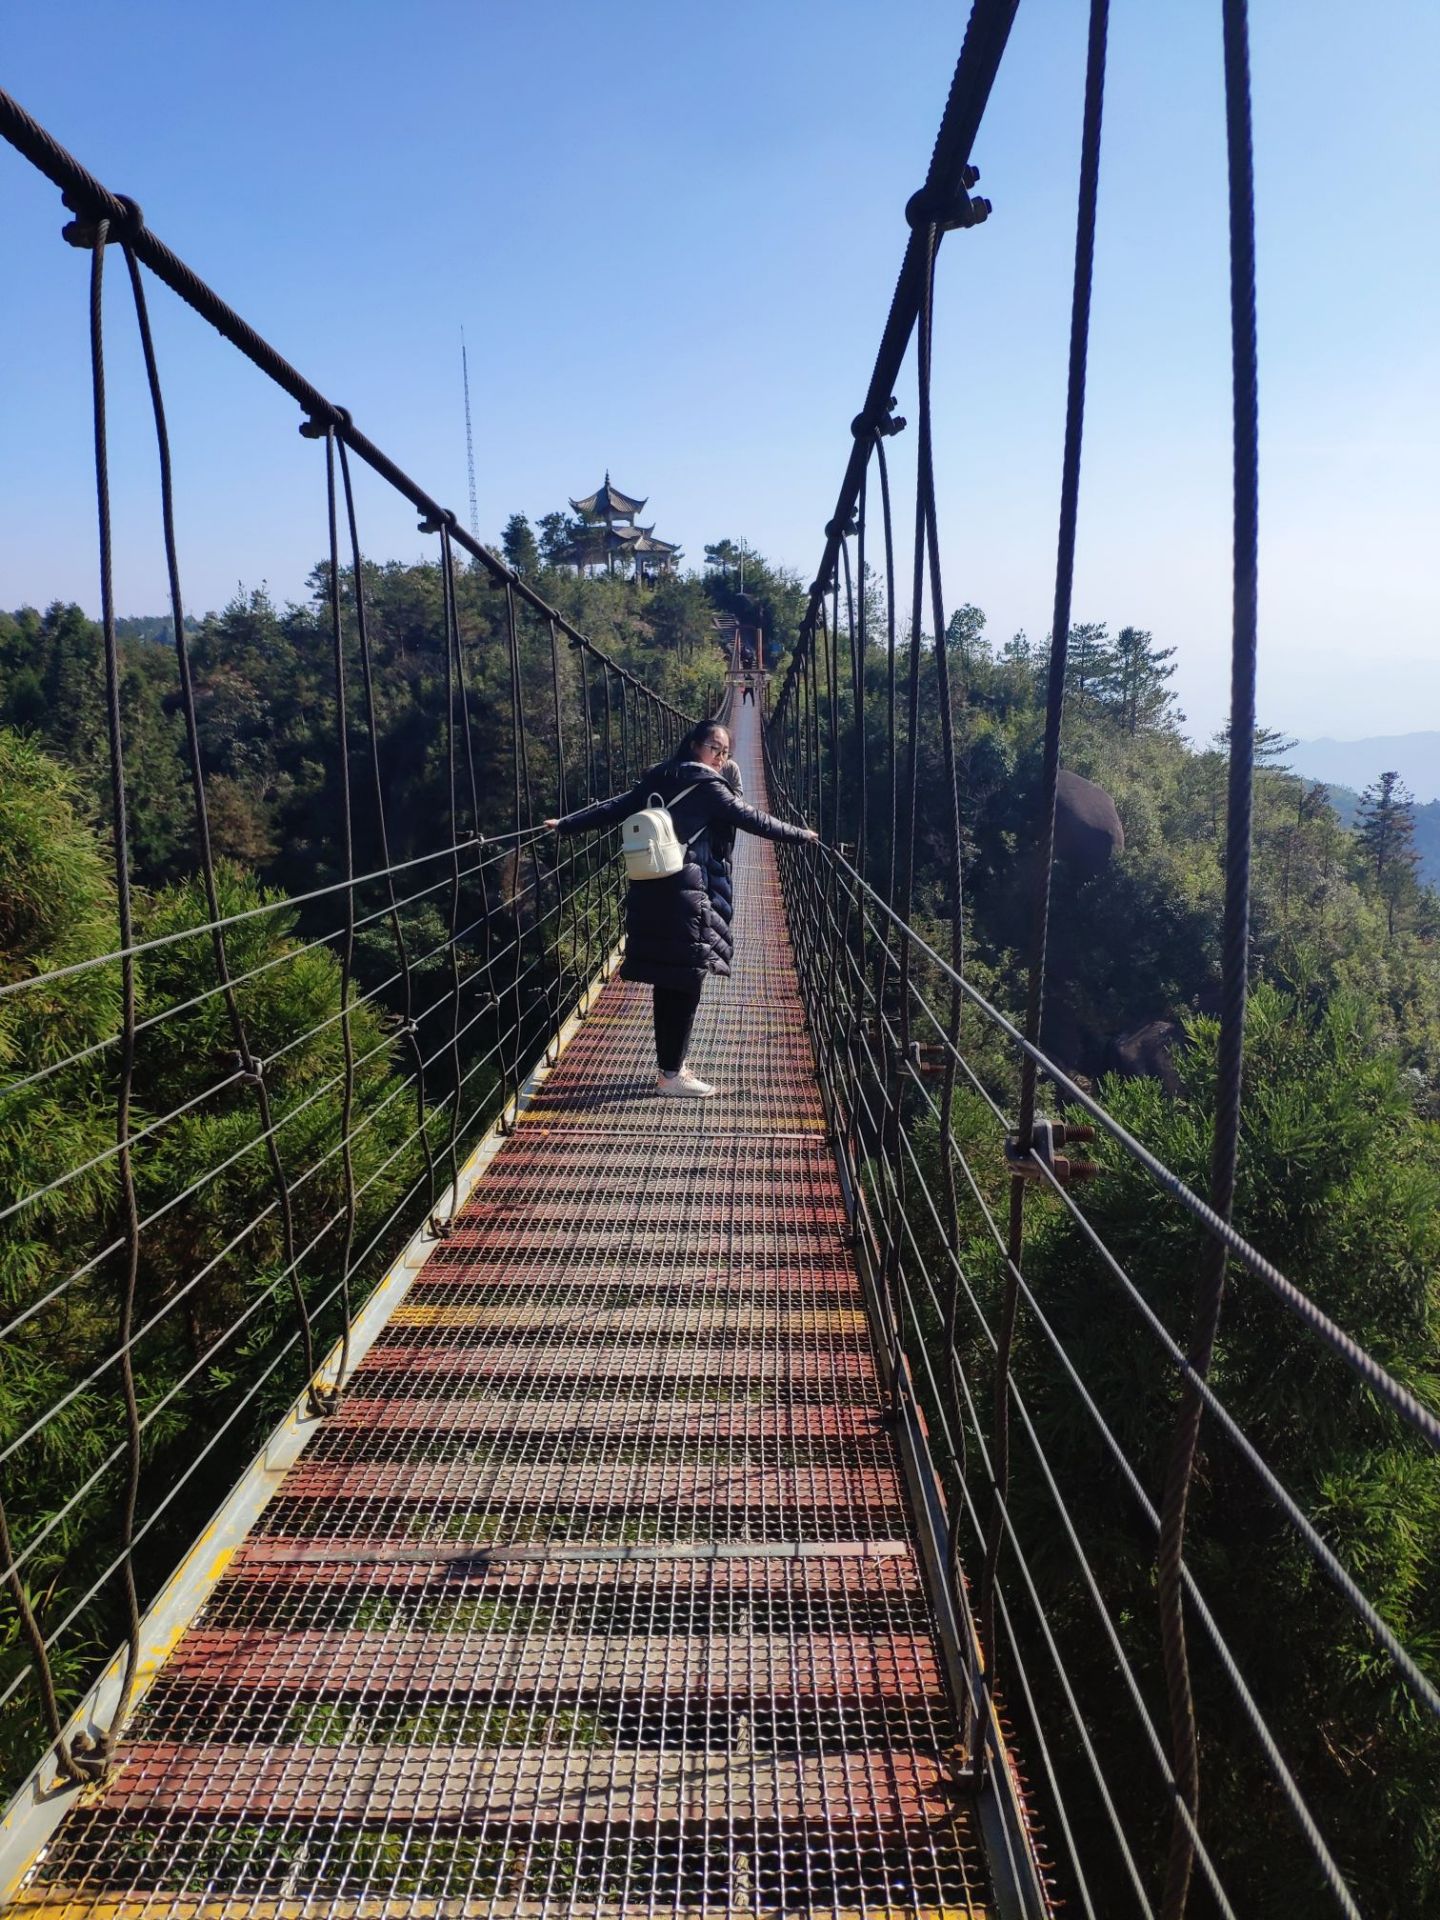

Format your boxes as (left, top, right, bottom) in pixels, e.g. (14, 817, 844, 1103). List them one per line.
(1, 523, 1437, 1908)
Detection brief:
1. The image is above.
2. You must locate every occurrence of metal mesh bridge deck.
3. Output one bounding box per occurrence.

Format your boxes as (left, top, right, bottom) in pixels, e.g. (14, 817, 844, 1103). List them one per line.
(13, 705, 993, 1919)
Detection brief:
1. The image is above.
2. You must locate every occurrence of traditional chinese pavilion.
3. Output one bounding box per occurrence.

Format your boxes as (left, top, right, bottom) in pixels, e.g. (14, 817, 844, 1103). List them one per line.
(566, 473, 682, 580)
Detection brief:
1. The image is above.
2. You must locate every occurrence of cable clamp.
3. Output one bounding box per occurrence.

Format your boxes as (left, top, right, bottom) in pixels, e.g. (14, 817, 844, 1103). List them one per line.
(61, 190, 144, 249)
(905, 169, 991, 233)
(298, 404, 352, 440)
(905, 1039, 948, 1082)
(417, 507, 458, 535)
(825, 513, 859, 540)
(1005, 1117, 1097, 1185)
(851, 395, 907, 440)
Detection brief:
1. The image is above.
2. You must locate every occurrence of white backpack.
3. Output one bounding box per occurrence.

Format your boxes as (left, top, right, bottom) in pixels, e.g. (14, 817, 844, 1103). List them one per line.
(621, 783, 703, 881)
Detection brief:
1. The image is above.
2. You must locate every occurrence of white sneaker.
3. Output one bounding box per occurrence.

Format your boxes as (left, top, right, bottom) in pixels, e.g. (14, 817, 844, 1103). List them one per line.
(656, 1068, 717, 1099)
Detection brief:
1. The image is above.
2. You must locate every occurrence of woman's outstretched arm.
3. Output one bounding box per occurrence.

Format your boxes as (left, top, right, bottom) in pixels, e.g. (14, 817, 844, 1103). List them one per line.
(706, 783, 818, 846)
(546, 780, 647, 835)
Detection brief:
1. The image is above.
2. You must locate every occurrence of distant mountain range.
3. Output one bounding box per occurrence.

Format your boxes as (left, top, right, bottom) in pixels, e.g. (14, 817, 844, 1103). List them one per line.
(1289, 733, 1440, 804)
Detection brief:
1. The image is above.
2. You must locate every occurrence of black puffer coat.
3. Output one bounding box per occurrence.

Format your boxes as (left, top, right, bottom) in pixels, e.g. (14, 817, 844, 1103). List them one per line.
(557, 760, 809, 990)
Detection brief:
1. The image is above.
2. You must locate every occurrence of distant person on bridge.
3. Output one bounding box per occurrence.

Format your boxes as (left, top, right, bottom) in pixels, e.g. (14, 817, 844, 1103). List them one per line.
(741, 674, 756, 705)
(546, 720, 817, 1098)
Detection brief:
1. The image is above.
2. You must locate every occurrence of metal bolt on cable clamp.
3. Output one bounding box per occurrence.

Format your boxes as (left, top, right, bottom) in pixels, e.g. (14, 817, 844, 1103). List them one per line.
(60, 189, 143, 248)
(1005, 1118, 1098, 1185)
(901, 1040, 950, 1082)
(905, 171, 991, 232)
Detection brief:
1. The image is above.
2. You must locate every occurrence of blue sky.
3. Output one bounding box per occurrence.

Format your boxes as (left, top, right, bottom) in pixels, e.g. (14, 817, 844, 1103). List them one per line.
(2, 0, 1436, 743)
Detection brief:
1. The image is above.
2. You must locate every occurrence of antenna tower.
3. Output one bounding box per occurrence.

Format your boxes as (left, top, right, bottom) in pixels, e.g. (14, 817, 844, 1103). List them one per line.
(461, 327, 479, 543)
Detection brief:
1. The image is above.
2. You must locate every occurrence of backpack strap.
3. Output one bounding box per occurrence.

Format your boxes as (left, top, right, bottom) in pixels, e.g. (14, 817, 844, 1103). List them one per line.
(666, 781, 709, 850)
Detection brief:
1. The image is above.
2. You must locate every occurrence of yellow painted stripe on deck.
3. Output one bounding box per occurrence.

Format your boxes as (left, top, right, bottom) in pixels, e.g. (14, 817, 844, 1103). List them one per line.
(393, 1304, 870, 1334)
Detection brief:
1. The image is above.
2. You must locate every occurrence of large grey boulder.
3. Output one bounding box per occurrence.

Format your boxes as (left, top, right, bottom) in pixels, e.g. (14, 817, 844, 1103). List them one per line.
(1054, 768, 1124, 874)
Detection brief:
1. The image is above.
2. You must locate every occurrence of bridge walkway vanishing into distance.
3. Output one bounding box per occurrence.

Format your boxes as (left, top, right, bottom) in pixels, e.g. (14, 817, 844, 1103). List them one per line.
(2, 700, 1013, 1920)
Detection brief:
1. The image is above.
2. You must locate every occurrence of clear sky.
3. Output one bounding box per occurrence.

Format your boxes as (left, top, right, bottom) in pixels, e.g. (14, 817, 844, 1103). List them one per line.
(2, 1, 1436, 744)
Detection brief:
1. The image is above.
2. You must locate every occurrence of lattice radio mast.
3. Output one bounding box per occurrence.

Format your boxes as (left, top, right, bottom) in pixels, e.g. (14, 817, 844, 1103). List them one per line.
(461, 326, 479, 543)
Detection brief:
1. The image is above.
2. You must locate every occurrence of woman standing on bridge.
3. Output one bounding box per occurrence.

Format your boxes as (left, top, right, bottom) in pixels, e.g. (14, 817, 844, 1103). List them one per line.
(546, 720, 817, 1098)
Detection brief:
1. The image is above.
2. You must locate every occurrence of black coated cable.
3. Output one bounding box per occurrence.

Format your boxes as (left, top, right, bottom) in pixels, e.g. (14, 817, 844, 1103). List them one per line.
(86, 220, 144, 1774)
(978, 0, 1108, 1691)
(771, 0, 1021, 724)
(504, 582, 531, 1127)
(317, 428, 358, 1408)
(437, 525, 470, 1210)
(54, 251, 375, 1428)
(336, 436, 442, 1223)
(1157, 6, 1259, 1913)
(907, 197, 970, 1553)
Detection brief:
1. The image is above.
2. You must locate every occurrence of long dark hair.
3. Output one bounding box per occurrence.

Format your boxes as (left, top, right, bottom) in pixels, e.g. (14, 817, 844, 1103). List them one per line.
(676, 721, 729, 763)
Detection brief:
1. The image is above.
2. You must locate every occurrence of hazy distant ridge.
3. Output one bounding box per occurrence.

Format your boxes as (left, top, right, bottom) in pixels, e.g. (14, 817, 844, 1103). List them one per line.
(1290, 732, 1440, 804)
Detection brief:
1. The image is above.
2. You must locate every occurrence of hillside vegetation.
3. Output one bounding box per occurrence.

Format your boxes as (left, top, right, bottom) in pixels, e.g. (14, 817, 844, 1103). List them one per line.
(1, 543, 1436, 1909)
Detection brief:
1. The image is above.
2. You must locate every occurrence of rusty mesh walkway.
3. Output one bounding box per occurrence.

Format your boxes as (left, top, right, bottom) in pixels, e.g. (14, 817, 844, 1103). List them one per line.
(15, 704, 991, 1919)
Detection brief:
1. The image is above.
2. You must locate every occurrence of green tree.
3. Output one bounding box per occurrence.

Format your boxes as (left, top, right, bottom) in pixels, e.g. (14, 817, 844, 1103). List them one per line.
(536, 510, 582, 568)
(1356, 770, 1421, 938)
(0, 738, 428, 1789)
(1012, 987, 1440, 1916)
(945, 604, 988, 668)
(501, 513, 541, 576)
(1111, 625, 1180, 734)
(1064, 620, 1117, 708)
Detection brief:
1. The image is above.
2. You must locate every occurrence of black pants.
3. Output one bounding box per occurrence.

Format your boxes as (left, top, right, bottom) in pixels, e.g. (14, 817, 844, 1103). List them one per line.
(742, 683, 755, 703)
(653, 983, 703, 1073)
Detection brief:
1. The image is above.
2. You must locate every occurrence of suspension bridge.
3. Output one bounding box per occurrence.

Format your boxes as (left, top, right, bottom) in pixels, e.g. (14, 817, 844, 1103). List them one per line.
(1, 7, 1437, 1920)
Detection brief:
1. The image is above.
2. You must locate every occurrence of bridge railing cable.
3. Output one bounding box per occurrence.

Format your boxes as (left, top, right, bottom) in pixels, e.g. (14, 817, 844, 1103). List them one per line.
(764, 4, 1438, 1916)
(0, 90, 694, 1794)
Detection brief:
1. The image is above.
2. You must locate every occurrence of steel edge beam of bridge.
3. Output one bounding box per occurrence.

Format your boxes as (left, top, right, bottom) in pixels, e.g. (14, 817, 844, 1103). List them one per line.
(777, 0, 1020, 718)
(0, 949, 624, 1907)
(751, 664, 1048, 1920)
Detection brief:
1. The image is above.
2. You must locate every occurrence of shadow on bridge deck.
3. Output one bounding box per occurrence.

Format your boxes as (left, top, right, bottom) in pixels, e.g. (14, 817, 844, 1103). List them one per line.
(12, 705, 994, 1920)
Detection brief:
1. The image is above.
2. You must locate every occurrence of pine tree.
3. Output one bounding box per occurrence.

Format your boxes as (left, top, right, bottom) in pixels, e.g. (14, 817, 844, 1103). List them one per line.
(536, 511, 578, 568)
(1111, 625, 1180, 734)
(1063, 621, 1117, 708)
(1356, 769, 1421, 937)
(501, 513, 541, 576)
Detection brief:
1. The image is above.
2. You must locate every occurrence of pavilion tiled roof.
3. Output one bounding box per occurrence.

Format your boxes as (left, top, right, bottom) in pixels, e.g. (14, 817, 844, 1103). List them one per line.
(570, 471, 647, 520)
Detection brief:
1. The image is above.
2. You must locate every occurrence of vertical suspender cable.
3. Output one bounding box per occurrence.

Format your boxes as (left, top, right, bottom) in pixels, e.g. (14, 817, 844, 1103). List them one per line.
(504, 583, 544, 1074)
(317, 429, 358, 1405)
(1156, 4, 1259, 1913)
(336, 438, 442, 1225)
(89, 227, 147, 1761)
(548, 618, 571, 1043)
(75, 219, 141, 1773)
(976, 0, 1108, 1704)
(909, 227, 969, 1525)
(436, 525, 468, 1204)
(124, 249, 324, 1424)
